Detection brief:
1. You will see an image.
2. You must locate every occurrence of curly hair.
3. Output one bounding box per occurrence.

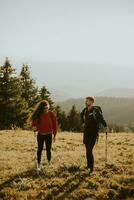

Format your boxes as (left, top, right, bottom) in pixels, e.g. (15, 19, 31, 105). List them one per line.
(30, 100, 49, 123)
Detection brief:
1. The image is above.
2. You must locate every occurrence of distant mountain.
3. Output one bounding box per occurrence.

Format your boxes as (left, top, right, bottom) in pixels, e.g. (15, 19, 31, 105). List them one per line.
(96, 88, 134, 98)
(51, 87, 134, 101)
(50, 89, 73, 102)
(50, 86, 94, 101)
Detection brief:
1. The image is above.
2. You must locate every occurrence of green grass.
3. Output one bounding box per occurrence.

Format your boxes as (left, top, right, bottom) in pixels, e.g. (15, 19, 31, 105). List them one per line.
(0, 130, 134, 200)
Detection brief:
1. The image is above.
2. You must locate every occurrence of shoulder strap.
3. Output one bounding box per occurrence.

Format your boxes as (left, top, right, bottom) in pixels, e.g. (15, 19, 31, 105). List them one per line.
(80, 107, 87, 123)
(92, 107, 97, 120)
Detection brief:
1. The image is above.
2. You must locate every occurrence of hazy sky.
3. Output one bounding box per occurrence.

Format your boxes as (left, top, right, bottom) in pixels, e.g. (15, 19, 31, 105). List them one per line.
(0, 0, 134, 97)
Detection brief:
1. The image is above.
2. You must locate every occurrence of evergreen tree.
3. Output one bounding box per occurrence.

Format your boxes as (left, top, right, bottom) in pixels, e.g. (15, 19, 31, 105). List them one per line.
(55, 105, 68, 131)
(0, 58, 28, 129)
(60, 111, 68, 131)
(55, 105, 62, 123)
(20, 64, 39, 108)
(68, 105, 83, 132)
(39, 86, 54, 109)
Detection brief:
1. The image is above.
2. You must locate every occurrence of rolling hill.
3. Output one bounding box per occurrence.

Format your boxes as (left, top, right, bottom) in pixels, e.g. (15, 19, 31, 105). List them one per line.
(96, 88, 134, 98)
(51, 88, 134, 102)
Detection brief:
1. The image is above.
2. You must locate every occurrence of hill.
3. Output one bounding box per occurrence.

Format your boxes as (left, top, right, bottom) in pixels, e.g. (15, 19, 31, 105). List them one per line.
(50, 89, 73, 102)
(51, 87, 134, 102)
(56, 97, 134, 125)
(0, 130, 134, 200)
(50, 86, 94, 101)
(96, 88, 134, 98)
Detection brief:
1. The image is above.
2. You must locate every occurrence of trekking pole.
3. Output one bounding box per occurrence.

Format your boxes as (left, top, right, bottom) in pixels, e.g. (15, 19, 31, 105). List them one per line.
(105, 131, 108, 167)
(33, 130, 37, 164)
(33, 130, 40, 175)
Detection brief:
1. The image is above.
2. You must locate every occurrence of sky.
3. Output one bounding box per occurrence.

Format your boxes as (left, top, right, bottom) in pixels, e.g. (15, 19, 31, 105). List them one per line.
(0, 0, 134, 98)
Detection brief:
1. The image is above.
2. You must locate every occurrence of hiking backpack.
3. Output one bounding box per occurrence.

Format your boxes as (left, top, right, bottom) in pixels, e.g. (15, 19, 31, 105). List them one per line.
(92, 106, 106, 130)
(81, 106, 106, 131)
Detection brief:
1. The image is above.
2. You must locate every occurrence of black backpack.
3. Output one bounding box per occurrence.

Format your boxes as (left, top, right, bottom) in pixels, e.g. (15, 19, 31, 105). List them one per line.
(81, 106, 106, 130)
(92, 106, 106, 130)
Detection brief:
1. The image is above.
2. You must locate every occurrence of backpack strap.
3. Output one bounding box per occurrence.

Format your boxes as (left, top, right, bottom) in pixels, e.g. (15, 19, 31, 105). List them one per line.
(92, 107, 97, 120)
(80, 108, 86, 123)
(93, 106, 107, 129)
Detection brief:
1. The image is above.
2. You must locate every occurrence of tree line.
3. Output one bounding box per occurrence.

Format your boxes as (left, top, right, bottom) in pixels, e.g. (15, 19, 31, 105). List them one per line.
(0, 58, 83, 132)
(55, 105, 134, 133)
(58, 97, 134, 125)
(0, 58, 134, 133)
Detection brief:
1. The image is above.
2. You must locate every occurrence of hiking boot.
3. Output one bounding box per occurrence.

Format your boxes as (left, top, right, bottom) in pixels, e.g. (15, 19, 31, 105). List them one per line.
(87, 167, 93, 174)
(89, 168, 93, 174)
(36, 163, 41, 171)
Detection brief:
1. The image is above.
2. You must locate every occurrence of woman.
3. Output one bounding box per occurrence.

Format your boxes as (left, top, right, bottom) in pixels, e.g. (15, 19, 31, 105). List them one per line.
(30, 100, 57, 171)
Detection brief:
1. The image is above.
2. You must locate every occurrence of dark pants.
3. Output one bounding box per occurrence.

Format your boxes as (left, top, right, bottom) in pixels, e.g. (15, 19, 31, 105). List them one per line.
(37, 133, 52, 164)
(84, 132, 98, 171)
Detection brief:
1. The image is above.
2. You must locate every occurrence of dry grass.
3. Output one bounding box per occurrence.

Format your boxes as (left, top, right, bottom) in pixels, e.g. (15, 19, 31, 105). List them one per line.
(0, 130, 134, 200)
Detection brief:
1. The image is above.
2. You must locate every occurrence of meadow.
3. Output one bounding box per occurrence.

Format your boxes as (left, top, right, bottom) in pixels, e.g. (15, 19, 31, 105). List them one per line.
(0, 130, 134, 200)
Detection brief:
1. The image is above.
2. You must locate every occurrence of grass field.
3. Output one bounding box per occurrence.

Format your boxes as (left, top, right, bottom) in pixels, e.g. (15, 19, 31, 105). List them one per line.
(0, 130, 134, 200)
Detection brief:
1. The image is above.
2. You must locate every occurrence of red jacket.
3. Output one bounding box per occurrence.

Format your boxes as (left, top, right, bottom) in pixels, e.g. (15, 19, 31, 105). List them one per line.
(32, 111, 57, 136)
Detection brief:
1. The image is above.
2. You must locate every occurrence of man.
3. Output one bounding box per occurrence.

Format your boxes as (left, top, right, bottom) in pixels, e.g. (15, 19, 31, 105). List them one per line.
(81, 96, 108, 174)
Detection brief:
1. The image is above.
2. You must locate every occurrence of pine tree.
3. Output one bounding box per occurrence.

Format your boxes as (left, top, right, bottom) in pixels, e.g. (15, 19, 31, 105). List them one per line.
(60, 111, 68, 131)
(0, 58, 28, 129)
(55, 105, 68, 131)
(20, 64, 39, 108)
(39, 86, 54, 109)
(55, 105, 61, 120)
(68, 105, 83, 132)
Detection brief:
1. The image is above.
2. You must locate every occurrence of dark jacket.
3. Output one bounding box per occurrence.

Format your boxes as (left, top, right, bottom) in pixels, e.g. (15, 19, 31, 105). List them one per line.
(80, 106, 107, 143)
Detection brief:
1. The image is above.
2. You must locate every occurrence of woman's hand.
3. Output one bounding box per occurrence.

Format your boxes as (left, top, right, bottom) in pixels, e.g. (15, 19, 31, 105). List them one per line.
(32, 126, 37, 131)
(53, 135, 56, 143)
